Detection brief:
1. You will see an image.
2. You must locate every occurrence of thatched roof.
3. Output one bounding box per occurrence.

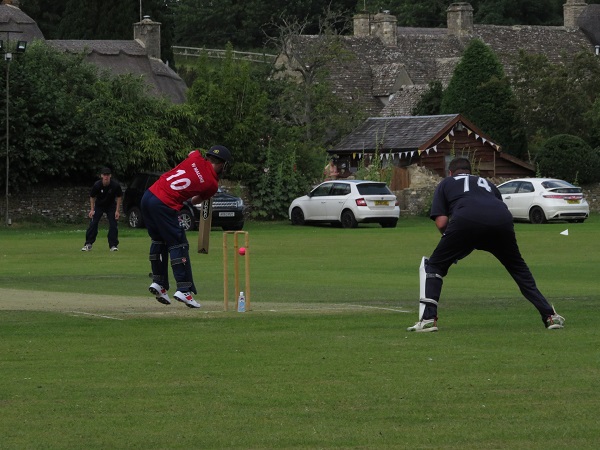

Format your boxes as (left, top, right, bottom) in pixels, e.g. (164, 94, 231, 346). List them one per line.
(0, 3, 43, 42)
(0, 4, 187, 104)
(48, 40, 187, 104)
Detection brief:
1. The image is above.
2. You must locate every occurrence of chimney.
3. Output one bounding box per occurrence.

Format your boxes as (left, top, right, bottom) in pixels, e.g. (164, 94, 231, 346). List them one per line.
(353, 13, 371, 37)
(372, 11, 397, 47)
(447, 2, 474, 38)
(564, 0, 588, 30)
(134, 15, 161, 60)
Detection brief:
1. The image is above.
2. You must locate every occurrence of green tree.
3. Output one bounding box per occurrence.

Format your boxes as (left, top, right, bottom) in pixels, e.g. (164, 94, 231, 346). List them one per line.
(441, 38, 527, 157)
(21, 0, 176, 66)
(412, 80, 443, 116)
(0, 42, 198, 190)
(513, 50, 600, 154)
(170, 0, 356, 49)
(357, 0, 585, 27)
(536, 135, 600, 184)
(186, 45, 272, 181)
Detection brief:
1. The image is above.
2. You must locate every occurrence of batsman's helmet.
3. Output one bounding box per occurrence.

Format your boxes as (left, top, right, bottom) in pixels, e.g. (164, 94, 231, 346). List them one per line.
(206, 145, 232, 163)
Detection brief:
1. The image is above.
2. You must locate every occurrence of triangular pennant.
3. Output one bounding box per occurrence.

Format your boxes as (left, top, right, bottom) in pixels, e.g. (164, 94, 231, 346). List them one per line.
(467, 129, 472, 136)
(449, 129, 454, 136)
(445, 135, 451, 142)
(433, 145, 438, 153)
(482, 138, 487, 145)
(475, 134, 480, 140)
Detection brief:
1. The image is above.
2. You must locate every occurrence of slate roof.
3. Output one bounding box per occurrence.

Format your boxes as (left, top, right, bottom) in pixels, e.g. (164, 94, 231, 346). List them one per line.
(332, 114, 463, 152)
(293, 5, 598, 118)
(0, 4, 187, 104)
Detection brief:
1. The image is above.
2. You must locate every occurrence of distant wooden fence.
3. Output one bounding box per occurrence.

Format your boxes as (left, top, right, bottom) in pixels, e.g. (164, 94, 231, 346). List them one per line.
(172, 46, 277, 64)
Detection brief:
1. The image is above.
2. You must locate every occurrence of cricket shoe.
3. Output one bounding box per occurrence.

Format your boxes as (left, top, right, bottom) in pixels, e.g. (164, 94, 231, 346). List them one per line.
(149, 282, 171, 305)
(81, 244, 92, 251)
(545, 310, 565, 329)
(407, 318, 438, 332)
(174, 291, 201, 308)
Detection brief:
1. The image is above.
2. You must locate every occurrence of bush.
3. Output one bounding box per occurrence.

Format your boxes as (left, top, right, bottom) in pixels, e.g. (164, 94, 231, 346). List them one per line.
(536, 134, 600, 184)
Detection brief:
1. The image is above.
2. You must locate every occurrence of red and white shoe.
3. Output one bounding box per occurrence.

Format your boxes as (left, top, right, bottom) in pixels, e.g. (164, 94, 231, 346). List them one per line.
(174, 291, 201, 308)
(149, 282, 171, 305)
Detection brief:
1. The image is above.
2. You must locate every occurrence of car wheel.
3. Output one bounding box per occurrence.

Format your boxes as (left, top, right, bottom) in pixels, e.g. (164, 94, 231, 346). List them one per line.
(380, 219, 398, 228)
(128, 207, 144, 228)
(529, 206, 547, 224)
(341, 210, 358, 228)
(290, 207, 305, 226)
(178, 209, 195, 231)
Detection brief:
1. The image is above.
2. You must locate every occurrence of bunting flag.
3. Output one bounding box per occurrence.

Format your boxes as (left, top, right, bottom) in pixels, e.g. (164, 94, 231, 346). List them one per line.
(350, 124, 503, 165)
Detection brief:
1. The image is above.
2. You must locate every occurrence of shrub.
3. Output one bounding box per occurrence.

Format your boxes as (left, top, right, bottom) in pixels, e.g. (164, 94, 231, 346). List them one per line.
(536, 134, 600, 184)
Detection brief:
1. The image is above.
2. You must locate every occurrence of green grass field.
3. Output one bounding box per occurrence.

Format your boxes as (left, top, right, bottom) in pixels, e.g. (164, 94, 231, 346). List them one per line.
(1, 216, 599, 449)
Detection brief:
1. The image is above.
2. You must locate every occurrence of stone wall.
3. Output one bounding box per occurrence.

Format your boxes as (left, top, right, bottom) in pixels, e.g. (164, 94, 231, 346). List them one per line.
(1, 178, 599, 225)
(1, 184, 108, 224)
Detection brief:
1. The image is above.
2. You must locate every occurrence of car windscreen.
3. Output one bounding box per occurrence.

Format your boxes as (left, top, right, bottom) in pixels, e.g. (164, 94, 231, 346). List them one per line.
(356, 183, 391, 195)
(541, 180, 581, 193)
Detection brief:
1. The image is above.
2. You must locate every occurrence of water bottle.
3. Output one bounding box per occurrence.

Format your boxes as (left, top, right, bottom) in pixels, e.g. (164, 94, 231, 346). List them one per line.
(237, 291, 246, 312)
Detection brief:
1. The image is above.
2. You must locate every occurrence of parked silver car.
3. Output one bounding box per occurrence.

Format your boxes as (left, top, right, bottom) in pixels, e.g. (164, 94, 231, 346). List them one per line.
(497, 178, 589, 224)
(289, 180, 400, 228)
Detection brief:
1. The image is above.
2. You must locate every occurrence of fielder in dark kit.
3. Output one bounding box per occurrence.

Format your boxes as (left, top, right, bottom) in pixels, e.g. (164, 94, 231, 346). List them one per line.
(408, 157, 565, 332)
(81, 167, 123, 252)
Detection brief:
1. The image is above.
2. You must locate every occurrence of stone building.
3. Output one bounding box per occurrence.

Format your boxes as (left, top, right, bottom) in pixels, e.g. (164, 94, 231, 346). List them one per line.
(278, 1, 598, 117)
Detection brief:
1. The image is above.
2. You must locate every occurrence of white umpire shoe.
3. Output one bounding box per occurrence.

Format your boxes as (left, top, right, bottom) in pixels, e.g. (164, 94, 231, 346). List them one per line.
(149, 282, 171, 305)
(407, 318, 438, 332)
(174, 291, 201, 308)
(81, 244, 92, 251)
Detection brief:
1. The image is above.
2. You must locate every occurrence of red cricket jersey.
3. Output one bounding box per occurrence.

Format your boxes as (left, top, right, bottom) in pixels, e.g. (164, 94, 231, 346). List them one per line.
(149, 151, 219, 211)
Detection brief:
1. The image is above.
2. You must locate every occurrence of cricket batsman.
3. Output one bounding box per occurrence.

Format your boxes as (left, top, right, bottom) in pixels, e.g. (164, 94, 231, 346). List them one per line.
(141, 145, 231, 308)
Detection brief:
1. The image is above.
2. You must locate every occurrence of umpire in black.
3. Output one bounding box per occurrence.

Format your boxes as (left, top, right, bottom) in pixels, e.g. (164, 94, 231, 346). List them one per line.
(407, 157, 564, 332)
(81, 167, 123, 252)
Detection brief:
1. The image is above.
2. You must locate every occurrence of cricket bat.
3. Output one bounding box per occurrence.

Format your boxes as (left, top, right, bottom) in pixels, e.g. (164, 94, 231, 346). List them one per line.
(197, 199, 213, 254)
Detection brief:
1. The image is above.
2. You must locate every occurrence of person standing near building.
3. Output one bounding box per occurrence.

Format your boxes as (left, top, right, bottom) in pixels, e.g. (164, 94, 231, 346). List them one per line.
(408, 157, 565, 332)
(81, 167, 123, 252)
(141, 146, 231, 308)
(323, 158, 339, 181)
